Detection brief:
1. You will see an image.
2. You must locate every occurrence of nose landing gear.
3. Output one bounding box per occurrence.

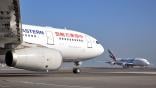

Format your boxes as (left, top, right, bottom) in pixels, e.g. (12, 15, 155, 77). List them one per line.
(73, 68, 80, 74)
(73, 61, 81, 74)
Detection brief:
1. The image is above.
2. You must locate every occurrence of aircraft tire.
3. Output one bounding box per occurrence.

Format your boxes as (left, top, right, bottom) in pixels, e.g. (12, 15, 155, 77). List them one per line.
(73, 68, 80, 74)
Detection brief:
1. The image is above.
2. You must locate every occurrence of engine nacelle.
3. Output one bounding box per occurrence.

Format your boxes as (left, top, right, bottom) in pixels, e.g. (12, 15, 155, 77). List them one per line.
(111, 62, 116, 65)
(5, 47, 62, 71)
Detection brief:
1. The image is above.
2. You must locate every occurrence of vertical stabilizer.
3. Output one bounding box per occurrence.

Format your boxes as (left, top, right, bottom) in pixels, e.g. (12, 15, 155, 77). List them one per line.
(108, 49, 117, 62)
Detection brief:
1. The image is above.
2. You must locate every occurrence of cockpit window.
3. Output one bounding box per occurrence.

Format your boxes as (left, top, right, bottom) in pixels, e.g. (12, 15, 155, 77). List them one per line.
(96, 41, 100, 44)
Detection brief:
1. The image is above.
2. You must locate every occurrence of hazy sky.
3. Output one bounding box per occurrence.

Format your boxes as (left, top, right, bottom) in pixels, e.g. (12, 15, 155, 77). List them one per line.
(20, 0, 156, 67)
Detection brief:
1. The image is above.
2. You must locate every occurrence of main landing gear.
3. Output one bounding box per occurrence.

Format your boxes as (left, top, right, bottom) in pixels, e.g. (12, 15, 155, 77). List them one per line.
(73, 61, 81, 74)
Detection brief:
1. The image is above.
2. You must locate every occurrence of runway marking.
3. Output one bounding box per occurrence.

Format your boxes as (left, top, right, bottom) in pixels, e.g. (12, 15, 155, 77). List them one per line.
(0, 85, 10, 88)
(109, 72, 156, 74)
(88, 71, 156, 75)
(18, 81, 93, 88)
(0, 68, 23, 71)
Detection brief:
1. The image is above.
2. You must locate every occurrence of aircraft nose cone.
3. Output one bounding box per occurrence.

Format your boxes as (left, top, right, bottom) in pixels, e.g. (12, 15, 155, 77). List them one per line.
(146, 61, 150, 65)
(141, 59, 150, 66)
(98, 44, 104, 55)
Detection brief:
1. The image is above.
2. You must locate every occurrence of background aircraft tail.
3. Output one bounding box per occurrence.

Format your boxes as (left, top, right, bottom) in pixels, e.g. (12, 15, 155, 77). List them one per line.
(108, 49, 117, 62)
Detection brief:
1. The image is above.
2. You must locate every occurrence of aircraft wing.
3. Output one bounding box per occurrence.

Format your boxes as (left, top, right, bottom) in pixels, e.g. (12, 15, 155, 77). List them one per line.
(125, 63, 134, 66)
(0, 0, 22, 49)
(119, 62, 134, 66)
(105, 61, 116, 65)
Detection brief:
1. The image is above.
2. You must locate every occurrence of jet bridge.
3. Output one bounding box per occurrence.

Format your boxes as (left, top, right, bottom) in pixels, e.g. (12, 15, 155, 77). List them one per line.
(0, 0, 22, 49)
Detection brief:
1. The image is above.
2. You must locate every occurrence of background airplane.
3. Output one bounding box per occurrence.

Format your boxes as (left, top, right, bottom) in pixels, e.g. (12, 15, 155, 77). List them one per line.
(106, 49, 150, 68)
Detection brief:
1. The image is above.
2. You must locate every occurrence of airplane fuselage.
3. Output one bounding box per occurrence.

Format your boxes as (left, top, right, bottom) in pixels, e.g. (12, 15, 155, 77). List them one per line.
(116, 58, 150, 66)
(22, 24, 104, 62)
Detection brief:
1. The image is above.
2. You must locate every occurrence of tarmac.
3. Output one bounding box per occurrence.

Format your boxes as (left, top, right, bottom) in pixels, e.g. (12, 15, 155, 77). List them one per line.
(0, 67, 156, 88)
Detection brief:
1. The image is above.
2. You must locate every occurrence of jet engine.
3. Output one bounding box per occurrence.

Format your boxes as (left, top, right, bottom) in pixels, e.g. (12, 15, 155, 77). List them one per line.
(111, 61, 116, 65)
(5, 47, 62, 71)
(122, 63, 133, 68)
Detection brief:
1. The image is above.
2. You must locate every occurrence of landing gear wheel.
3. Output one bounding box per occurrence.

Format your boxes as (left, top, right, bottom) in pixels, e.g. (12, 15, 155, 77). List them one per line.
(73, 68, 81, 74)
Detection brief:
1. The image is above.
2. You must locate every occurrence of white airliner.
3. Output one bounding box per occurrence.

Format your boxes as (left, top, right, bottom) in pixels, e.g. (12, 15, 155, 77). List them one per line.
(106, 49, 150, 68)
(0, 0, 104, 73)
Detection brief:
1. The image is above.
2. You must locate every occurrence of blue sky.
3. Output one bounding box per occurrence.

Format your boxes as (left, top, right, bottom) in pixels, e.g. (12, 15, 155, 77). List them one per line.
(21, 0, 156, 67)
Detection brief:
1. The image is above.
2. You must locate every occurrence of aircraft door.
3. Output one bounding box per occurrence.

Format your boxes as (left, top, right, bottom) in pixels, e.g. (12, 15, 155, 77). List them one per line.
(46, 31, 54, 45)
(86, 36, 92, 48)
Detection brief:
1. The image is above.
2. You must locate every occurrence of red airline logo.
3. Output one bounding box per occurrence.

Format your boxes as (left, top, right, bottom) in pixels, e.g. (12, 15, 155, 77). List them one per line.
(55, 32, 83, 39)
